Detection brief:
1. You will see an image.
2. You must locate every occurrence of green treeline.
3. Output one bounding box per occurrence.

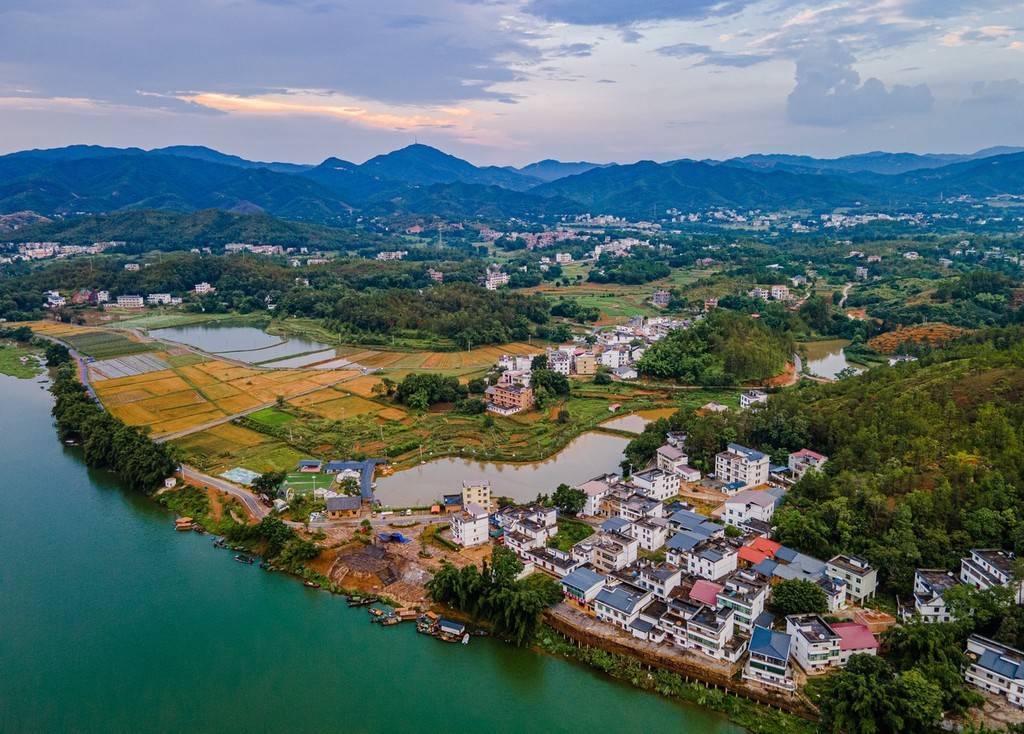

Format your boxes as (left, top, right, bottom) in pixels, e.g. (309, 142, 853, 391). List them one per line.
(426, 546, 562, 646)
(637, 310, 793, 384)
(50, 363, 176, 493)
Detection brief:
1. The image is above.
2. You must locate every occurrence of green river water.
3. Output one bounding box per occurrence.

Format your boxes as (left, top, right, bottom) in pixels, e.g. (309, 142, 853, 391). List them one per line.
(0, 371, 742, 733)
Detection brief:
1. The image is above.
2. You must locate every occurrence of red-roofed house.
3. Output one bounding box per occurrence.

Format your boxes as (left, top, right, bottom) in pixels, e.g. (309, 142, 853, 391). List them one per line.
(831, 622, 879, 666)
(788, 449, 828, 480)
(739, 537, 782, 566)
(690, 579, 725, 607)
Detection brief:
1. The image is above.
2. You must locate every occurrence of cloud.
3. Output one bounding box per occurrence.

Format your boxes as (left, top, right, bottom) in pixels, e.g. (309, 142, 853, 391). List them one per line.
(521, 0, 760, 25)
(551, 42, 595, 57)
(0, 0, 536, 108)
(619, 28, 644, 43)
(657, 42, 771, 68)
(941, 26, 1018, 46)
(962, 78, 1024, 107)
(786, 41, 933, 126)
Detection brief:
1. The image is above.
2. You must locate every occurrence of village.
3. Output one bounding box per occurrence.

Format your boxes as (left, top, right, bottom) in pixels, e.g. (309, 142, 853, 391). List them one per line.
(264, 412, 1024, 717)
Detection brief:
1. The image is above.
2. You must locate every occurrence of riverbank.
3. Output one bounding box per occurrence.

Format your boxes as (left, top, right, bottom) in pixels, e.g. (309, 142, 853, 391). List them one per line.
(5, 367, 752, 733)
(0, 341, 42, 378)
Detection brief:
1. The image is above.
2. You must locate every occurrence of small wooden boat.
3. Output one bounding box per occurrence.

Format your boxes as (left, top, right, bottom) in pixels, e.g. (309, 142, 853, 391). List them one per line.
(233, 554, 255, 565)
(381, 615, 400, 626)
(346, 595, 378, 608)
(304, 581, 319, 588)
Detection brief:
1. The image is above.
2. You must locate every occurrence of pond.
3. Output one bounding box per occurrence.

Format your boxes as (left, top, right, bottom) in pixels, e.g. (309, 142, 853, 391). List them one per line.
(150, 323, 333, 365)
(800, 339, 860, 380)
(600, 407, 678, 434)
(374, 431, 630, 507)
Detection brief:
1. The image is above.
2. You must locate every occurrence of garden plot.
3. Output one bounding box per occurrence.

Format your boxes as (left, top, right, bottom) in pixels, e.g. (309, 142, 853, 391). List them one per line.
(89, 353, 170, 381)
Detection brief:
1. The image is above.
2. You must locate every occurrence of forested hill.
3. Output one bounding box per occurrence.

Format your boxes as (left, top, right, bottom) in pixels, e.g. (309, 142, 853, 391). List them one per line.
(2, 210, 388, 252)
(628, 326, 1024, 594)
(636, 310, 793, 385)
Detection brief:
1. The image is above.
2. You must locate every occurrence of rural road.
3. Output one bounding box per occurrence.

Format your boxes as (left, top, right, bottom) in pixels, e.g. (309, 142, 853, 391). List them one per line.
(180, 464, 269, 520)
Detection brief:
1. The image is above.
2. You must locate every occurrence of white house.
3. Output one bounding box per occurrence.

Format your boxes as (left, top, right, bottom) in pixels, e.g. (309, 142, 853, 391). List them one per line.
(450, 502, 489, 548)
(715, 444, 770, 490)
(788, 449, 828, 480)
(723, 489, 778, 528)
(577, 474, 617, 517)
(686, 605, 744, 662)
(573, 532, 639, 573)
(903, 569, 959, 623)
(740, 389, 768, 409)
(831, 622, 879, 666)
(629, 517, 670, 552)
(634, 560, 682, 600)
(961, 549, 1024, 604)
(656, 444, 690, 475)
(964, 635, 1024, 708)
(594, 582, 654, 631)
(194, 282, 214, 294)
(744, 626, 795, 690)
(826, 555, 878, 603)
(683, 537, 739, 581)
(787, 614, 841, 673)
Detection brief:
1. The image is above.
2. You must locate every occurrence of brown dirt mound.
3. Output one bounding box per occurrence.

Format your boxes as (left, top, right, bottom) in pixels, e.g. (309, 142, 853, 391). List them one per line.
(868, 323, 968, 354)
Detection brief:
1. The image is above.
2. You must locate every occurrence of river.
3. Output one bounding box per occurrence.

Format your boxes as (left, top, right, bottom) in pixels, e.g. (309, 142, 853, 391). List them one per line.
(374, 432, 630, 507)
(0, 371, 741, 734)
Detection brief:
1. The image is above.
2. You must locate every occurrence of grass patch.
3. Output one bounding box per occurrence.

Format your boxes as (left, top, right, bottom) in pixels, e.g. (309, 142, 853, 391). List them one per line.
(0, 343, 42, 379)
(547, 518, 594, 551)
(64, 331, 152, 359)
(248, 407, 296, 428)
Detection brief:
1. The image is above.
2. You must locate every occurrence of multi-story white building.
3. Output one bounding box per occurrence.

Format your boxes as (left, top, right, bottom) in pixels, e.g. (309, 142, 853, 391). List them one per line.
(723, 489, 778, 528)
(716, 569, 768, 632)
(561, 567, 606, 608)
(961, 549, 1024, 604)
(461, 481, 492, 509)
(572, 532, 639, 573)
(683, 537, 739, 581)
(655, 444, 689, 475)
(124, 263, 140, 271)
(715, 444, 770, 491)
(787, 615, 841, 673)
(770, 285, 790, 300)
(964, 635, 1024, 708)
(115, 295, 144, 308)
(826, 555, 878, 603)
(450, 502, 490, 548)
(744, 626, 795, 690)
(576, 474, 617, 517)
(686, 605, 745, 662)
(547, 350, 572, 376)
(629, 517, 670, 552)
(629, 468, 679, 502)
(194, 282, 214, 294)
(633, 560, 682, 600)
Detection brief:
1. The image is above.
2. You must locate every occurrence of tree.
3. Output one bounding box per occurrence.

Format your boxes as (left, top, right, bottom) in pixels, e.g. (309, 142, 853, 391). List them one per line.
(819, 654, 898, 734)
(556, 408, 570, 424)
(770, 578, 827, 616)
(275, 394, 285, 409)
(43, 341, 71, 366)
(252, 470, 286, 496)
(531, 368, 570, 397)
(593, 370, 612, 385)
(531, 354, 548, 371)
(551, 484, 586, 516)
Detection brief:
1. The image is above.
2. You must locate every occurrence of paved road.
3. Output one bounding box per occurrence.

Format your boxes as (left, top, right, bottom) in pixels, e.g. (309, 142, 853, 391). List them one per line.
(180, 464, 269, 520)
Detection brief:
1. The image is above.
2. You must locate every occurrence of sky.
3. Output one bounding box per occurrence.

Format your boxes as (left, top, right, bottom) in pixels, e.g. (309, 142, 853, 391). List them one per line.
(0, 0, 1021, 166)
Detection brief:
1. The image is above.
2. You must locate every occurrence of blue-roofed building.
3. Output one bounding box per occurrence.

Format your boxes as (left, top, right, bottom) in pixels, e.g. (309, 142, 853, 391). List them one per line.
(562, 567, 607, 607)
(668, 509, 723, 538)
(744, 625, 795, 690)
(753, 558, 779, 577)
(593, 583, 654, 631)
(965, 635, 1024, 707)
(601, 517, 633, 534)
(297, 459, 322, 472)
(774, 546, 798, 563)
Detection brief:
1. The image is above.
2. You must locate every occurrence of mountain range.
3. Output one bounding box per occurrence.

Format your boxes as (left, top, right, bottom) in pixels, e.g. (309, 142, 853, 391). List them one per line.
(0, 142, 1021, 222)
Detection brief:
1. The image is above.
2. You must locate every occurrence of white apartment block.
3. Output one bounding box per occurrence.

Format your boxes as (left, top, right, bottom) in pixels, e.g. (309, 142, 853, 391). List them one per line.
(629, 469, 680, 502)
(965, 635, 1024, 708)
(961, 549, 1024, 604)
(826, 555, 878, 603)
(115, 295, 144, 308)
(715, 443, 770, 490)
(723, 489, 777, 528)
(786, 614, 841, 673)
(450, 503, 490, 548)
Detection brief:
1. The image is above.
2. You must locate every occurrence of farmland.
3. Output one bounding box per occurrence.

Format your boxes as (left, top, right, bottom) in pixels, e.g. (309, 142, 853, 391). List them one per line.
(867, 322, 969, 353)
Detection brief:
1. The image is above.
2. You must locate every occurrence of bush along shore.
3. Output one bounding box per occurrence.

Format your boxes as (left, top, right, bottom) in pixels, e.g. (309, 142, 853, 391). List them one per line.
(50, 363, 177, 493)
(535, 627, 816, 734)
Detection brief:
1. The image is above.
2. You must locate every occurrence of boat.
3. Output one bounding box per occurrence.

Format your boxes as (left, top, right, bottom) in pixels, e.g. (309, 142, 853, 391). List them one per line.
(213, 537, 227, 548)
(462, 633, 470, 644)
(233, 554, 255, 564)
(416, 612, 439, 634)
(436, 619, 466, 643)
(346, 595, 378, 608)
(304, 581, 319, 588)
(381, 615, 400, 626)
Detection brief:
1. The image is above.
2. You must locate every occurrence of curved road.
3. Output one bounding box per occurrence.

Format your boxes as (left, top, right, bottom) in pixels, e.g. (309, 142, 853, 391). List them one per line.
(180, 464, 269, 520)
